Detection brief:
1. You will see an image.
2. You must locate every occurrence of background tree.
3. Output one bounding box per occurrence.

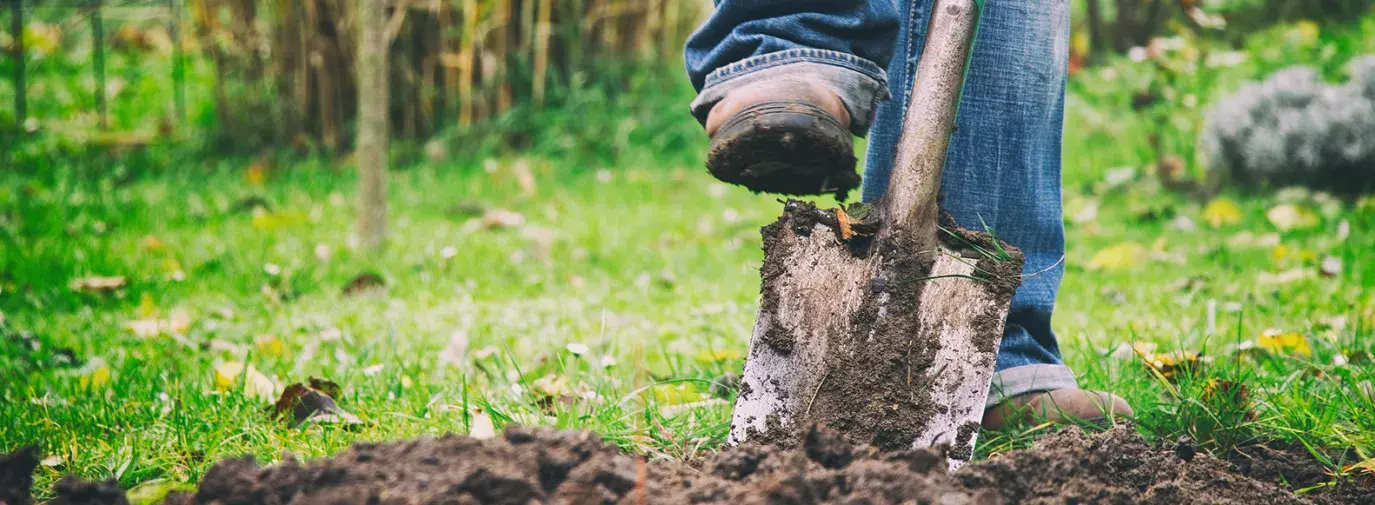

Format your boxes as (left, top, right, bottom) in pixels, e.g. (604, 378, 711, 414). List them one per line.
(356, 0, 387, 251)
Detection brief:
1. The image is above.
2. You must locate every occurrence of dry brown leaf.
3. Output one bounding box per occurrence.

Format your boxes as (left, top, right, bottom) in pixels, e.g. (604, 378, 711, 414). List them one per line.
(835, 207, 854, 241)
(1319, 256, 1342, 277)
(69, 276, 127, 294)
(1132, 344, 1209, 380)
(342, 272, 386, 296)
(271, 377, 358, 428)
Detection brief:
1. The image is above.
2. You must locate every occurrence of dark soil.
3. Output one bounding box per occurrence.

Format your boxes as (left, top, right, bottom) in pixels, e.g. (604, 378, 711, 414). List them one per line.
(10, 426, 1368, 505)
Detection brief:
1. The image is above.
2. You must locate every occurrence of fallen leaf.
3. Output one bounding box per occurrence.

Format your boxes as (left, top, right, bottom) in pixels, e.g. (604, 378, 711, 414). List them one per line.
(835, 207, 855, 240)
(1319, 256, 1342, 277)
(1257, 268, 1311, 285)
(1345, 457, 1375, 483)
(1070, 199, 1100, 225)
(1132, 344, 1208, 380)
(1201, 198, 1243, 228)
(694, 349, 741, 363)
(1086, 242, 1147, 271)
(69, 276, 127, 294)
(245, 161, 266, 186)
(469, 413, 497, 439)
(1266, 204, 1319, 232)
(214, 362, 276, 402)
(1168, 215, 1196, 232)
(271, 378, 360, 428)
(1258, 329, 1312, 357)
(127, 479, 195, 505)
(649, 383, 706, 405)
(78, 362, 112, 390)
(463, 209, 525, 232)
(254, 335, 285, 357)
(532, 375, 571, 399)
(125, 310, 192, 339)
(342, 272, 386, 296)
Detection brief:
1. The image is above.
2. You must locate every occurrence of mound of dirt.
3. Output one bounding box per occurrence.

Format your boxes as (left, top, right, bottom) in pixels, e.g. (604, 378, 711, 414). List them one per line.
(7, 425, 1367, 505)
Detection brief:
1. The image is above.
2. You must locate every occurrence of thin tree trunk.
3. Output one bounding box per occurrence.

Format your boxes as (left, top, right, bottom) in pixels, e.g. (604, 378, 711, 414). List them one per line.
(10, 0, 25, 122)
(1085, 0, 1104, 61)
(91, 1, 108, 130)
(457, 0, 477, 127)
(170, 0, 186, 122)
(532, 0, 551, 108)
(357, 0, 389, 251)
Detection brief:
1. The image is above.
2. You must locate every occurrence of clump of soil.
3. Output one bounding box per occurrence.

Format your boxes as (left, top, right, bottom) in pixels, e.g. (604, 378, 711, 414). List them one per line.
(12, 425, 1365, 505)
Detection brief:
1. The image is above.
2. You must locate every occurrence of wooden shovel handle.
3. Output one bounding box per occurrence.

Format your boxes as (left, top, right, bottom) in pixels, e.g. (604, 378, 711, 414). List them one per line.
(878, 0, 981, 241)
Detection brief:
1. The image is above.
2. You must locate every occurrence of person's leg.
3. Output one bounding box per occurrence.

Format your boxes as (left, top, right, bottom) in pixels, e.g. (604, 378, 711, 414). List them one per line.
(862, 0, 1084, 409)
(684, 2, 901, 198)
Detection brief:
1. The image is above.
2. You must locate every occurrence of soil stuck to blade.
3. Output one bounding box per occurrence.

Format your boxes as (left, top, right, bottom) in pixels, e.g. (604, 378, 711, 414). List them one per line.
(750, 201, 1025, 451)
(12, 426, 1367, 505)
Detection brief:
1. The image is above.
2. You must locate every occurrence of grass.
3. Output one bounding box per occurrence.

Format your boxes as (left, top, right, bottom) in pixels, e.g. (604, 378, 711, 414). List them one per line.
(4, 12, 1375, 502)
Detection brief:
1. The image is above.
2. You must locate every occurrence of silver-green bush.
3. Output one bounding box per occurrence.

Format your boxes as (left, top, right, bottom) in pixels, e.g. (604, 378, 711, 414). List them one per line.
(1201, 56, 1375, 193)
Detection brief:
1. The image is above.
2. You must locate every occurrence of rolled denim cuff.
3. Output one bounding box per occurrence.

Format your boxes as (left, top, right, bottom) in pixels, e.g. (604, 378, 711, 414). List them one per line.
(985, 364, 1079, 409)
(689, 49, 891, 136)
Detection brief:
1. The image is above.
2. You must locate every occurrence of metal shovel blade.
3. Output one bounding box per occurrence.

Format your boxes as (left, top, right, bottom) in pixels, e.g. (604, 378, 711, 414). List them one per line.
(728, 0, 1022, 470)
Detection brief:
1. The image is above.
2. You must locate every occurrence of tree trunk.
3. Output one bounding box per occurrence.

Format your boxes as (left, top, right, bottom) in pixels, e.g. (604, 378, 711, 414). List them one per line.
(10, 0, 25, 122)
(357, 0, 389, 251)
(1086, 0, 1104, 61)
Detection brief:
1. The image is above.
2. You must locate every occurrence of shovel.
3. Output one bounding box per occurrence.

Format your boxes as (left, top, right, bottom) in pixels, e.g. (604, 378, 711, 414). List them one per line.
(728, 0, 1023, 469)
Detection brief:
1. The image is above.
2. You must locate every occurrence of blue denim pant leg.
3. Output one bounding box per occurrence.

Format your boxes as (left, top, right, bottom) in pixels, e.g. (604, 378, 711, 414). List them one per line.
(862, 0, 1078, 407)
(685, 0, 1079, 408)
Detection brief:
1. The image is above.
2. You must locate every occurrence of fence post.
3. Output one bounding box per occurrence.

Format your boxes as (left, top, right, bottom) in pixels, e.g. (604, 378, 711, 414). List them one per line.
(91, 0, 107, 129)
(169, 0, 185, 122)
(9, 0, 24, 123)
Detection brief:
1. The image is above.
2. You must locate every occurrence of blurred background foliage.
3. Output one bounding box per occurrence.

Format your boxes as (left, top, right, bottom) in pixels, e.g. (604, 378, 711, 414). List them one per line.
(1, 0, 1373, 190)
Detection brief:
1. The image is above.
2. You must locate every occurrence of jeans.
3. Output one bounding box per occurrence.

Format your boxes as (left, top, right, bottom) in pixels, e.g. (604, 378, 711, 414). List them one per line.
(686, 0, 1077, 407)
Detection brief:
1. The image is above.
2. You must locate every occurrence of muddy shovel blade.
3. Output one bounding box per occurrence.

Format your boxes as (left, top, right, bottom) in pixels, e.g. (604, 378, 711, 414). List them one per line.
(729, 0, 1023, 471)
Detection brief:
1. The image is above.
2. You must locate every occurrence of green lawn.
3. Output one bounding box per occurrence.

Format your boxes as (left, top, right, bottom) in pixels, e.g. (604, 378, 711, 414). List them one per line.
(4, 15, 1375, 501)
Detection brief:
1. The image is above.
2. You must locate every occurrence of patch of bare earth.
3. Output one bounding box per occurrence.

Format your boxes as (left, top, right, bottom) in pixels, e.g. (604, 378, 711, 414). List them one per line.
(4, 425, 1368, 505)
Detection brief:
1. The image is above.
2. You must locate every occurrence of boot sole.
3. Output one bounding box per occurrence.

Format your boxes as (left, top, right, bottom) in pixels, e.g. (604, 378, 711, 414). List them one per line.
(706, 101, 858, 200)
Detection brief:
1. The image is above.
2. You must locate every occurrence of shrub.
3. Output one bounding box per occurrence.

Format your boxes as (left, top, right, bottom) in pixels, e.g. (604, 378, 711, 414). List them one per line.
(1201, 56, 1375, 193)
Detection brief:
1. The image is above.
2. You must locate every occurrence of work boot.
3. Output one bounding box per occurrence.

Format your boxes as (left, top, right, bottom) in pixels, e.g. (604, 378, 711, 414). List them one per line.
(704, 78, 858, 199)
(981, 389, 1134, 430)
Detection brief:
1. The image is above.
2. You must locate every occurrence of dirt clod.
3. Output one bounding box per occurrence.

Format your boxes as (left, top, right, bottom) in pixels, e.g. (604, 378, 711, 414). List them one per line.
(15, 425, 1366, 505)
(0, 446, 39, 505)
